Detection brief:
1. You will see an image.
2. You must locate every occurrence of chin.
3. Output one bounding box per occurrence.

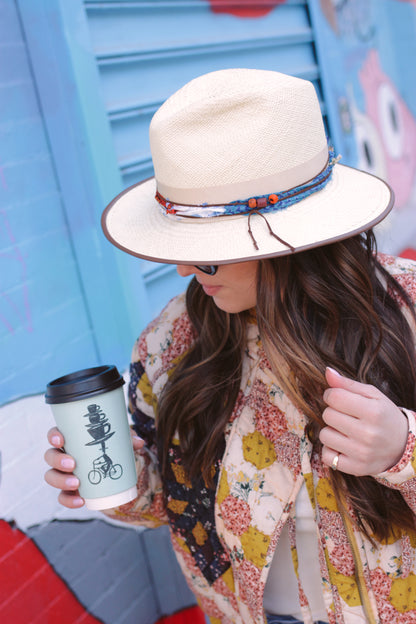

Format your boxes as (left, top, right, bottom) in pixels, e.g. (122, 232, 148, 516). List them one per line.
(212, 298, 255, 314)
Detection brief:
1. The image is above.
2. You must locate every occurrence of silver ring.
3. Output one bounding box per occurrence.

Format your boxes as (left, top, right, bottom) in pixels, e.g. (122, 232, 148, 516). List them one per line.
(331, 453, 340, 471)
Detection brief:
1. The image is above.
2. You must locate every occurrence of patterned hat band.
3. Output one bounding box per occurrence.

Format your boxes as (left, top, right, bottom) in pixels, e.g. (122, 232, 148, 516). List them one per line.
(155, 145, 340, 221)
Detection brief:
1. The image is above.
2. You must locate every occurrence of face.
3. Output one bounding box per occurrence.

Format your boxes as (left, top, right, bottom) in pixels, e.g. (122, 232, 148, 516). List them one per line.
(176, 261, 258, 313)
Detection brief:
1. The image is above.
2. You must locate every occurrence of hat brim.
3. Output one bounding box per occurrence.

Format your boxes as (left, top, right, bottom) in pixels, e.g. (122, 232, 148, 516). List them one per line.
(102, 164, 394, 265)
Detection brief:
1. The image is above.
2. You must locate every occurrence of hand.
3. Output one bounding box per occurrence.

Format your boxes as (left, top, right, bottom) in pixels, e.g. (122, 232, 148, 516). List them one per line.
(319, 367, 409, 476)
(44, 427, 144, 509)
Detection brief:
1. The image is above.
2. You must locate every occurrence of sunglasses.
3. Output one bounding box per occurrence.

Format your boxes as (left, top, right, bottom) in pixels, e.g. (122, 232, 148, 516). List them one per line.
(194, 265, 218, 275)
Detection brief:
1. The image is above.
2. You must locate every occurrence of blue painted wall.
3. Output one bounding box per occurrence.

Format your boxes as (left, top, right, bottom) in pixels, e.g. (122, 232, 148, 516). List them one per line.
(0, 0, 98, 402)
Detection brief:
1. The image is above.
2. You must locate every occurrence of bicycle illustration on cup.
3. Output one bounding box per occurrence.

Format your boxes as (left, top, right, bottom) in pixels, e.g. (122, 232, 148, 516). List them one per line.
(84, 404, 123, 485)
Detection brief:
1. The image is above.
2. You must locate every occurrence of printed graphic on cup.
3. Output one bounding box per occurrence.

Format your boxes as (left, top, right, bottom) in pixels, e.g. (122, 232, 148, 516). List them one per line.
(45, 366, 138, 510)
(84, 403, 123, 485)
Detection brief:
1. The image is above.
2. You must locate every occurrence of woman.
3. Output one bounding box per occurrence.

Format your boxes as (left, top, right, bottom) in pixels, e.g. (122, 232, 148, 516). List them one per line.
(45, 69, 416, 624)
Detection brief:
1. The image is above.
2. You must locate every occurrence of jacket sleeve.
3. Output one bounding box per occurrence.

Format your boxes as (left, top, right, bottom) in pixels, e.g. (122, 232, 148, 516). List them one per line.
(102, 293, 190, 528)
(101, 341, 168, 527)
(372, 255, 416, 513)
(374, 408, 416, 514)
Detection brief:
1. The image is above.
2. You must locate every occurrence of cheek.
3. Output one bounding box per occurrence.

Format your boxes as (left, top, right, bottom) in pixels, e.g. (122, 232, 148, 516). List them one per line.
(231, 274, 258, 311)
(243, 277, 257, 308)
(212, 280, 257, 313)
(211, 261, 258, 313)
(239, 266, 258, 308)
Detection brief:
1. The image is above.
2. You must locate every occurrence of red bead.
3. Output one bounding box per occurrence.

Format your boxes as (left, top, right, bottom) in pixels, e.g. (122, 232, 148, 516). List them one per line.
(268, 194, 279, 204)
(257, 197, 267, 208)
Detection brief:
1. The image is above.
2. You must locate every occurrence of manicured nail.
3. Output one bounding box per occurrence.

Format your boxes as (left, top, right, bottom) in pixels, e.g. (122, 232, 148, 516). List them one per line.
(326, 366, 341, 376)
(72, 497, 84, 507)
(66, 477, 79, 488)
(52, 435, 61, 446)
(61, 458, 75, 470)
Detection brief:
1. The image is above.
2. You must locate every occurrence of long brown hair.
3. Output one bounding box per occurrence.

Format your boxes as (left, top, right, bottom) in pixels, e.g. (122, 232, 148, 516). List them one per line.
(157, 231, 416, 541)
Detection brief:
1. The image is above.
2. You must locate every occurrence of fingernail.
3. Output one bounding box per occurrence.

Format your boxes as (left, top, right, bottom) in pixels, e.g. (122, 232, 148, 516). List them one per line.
(73, 497, 84, 507)
(52, 435, 61, 446)
(132, 435, 144, 443)
(62, 458, 75, 470)
(326, 366, 341, 376)
(66, 477, 79, 488)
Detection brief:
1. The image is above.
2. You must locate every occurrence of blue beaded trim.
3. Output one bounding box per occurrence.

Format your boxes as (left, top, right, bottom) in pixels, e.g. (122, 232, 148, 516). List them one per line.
(155, 146, 340, 219)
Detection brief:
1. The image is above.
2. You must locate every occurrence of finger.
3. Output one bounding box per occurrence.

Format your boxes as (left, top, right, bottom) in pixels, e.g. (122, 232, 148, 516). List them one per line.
(325, 367, 379, 399)
(321, 442, 364, 476)
(44, 468, 80, 491)
(130, 430, 145, 451)
(47, 427, 64, 448)
(319, 424, 352, 458)
(323, 388, 375, 422)
(58, 490, 85, 509)
(320, 414, 378, 457)
(321, 406, 365, 438)
(132, 435, 145, 451)
(44, 447, 76, 472)
(324, 369, 381, 420)
(321, 446, 344, 472)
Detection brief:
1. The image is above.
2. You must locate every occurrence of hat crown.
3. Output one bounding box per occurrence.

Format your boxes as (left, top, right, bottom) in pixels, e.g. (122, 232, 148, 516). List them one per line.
(150, 68, 328, 204)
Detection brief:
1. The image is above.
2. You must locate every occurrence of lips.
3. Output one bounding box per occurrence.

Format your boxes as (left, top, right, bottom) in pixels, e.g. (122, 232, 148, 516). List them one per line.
(201, 284, 221, 296)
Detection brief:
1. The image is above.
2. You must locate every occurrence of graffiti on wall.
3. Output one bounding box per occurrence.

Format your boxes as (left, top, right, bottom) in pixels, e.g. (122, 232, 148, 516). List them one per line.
(313, 0, 416, 253)
(319, 0, 375, 40)
(208, 0, 287, 18)
(355, 49, 416, 209)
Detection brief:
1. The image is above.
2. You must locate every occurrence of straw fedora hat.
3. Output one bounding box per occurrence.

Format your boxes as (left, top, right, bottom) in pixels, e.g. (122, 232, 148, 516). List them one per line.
(102, 68, 393, 265)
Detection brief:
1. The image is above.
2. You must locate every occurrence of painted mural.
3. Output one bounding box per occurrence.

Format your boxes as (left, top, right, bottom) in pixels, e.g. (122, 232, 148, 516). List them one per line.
(310, 0, 416, 254)
(208, 0, 287, 18)
(0, 392, 200, 624)
(355, 49, 416, 208)
(0, 520, 102, 624)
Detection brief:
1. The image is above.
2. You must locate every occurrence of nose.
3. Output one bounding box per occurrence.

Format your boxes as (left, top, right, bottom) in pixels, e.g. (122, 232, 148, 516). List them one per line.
(176, 264, 196, 277)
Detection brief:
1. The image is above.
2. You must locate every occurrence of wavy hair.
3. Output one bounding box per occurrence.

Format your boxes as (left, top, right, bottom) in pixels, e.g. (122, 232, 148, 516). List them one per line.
(157, 231, 416, 541)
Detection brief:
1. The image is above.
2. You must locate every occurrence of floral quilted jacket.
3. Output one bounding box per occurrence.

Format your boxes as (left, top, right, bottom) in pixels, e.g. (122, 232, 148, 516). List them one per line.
(105, 254, 416, 624)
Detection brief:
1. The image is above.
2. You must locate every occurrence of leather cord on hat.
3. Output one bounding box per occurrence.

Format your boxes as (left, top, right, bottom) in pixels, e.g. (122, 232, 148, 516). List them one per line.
(247, 209, 295, 252)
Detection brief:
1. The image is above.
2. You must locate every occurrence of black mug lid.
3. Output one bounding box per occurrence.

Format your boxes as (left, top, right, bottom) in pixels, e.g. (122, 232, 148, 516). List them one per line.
(45, 365, 125, 404)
